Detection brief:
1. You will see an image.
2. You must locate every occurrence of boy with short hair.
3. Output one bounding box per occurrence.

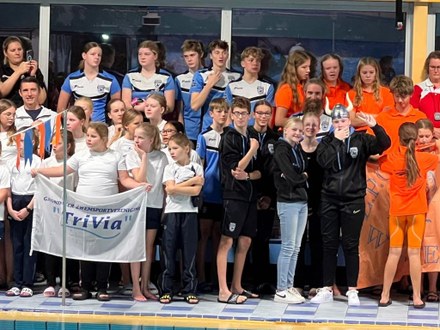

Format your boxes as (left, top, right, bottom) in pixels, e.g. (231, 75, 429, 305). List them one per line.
(225, 47, 274, 125)
(195, 98, 230, 292)
(176, 40, 205, 146)
(217, 96, 261, 304)
(190, 40, 241, 133)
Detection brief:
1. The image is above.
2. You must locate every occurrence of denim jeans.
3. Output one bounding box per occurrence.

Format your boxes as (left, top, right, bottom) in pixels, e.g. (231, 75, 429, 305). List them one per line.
(276, 201, 308, 291)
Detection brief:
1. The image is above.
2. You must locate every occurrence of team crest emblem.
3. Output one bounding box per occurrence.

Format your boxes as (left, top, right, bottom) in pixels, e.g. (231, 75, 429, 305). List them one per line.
(97, 85, 105, 93)
(321, 117, 330, 130)
(349, 147, 358, 158)
(229, 222, 236, 232)
(257, 86, 264, 95)
(154, 80, 162, 88)
(267, 143, 274, 155)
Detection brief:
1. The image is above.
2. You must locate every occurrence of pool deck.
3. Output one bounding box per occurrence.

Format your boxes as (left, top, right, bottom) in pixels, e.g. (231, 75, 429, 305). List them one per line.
(0, 289, 439, 329)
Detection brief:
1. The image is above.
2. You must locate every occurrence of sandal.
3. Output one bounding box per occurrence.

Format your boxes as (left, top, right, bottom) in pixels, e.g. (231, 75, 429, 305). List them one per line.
(427, 291, 439, 302)
(19, 287, 33, 297)
(159, 293, 172, 304)
(72, 289, 91, 301)
(184, 294, 199, 304)
(43, 286, 56, 297)
(96, 290, 111, 302)
(5, 287, 20, 297)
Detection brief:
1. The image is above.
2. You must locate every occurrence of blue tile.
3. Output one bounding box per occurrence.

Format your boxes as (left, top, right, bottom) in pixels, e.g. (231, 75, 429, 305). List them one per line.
(391, 322, 407, 326)
(375, 321, 392, 325)
(111, 325, 142, 330)
(139, 312, 155, 317)
(233, 316, 249, 320)
(79, 324, 109, 330)
(348, 305, 378, 309)
(0, 320, 14, 330)
(41, 301, 72, 306)
(94, 311, 111, 315)
(78, 310, 94, 314)
(284, 310, 315, 315)
(218, 315, 233, 320)
(346, 313, 377, 318)
(101, 303, 132, 309)
(408, 314, 438, 320)
(16, 321, 46, 330)
(423, 323, 439, 327)
(344, 320, 360, 324)
(161, 305, 193, 311)
(47, 323, 78, 330)
(0, 299, 12, 304)
(222, 308, 254, 313)
(202, 315, 218, 319)
(359, 321, 376, 325)
(407, 322, 424, 326)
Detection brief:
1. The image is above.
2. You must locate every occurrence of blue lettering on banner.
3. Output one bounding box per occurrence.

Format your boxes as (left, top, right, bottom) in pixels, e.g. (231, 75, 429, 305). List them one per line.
(65, 212, 122, 239)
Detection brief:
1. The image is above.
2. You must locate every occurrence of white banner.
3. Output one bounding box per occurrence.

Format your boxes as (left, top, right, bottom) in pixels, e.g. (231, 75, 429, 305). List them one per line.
(31, 175, 147, 262)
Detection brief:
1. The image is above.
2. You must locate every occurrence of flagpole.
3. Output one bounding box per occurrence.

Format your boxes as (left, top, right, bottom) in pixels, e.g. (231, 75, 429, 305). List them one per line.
(61, 111, 67, 305)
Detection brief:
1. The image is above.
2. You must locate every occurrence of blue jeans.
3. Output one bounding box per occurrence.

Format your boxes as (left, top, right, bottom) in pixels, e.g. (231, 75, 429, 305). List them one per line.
(277, 201, 308, 291)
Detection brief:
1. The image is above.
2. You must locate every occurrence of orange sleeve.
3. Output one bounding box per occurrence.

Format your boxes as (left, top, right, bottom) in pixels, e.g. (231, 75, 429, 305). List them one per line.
(275, 84, 293, 110)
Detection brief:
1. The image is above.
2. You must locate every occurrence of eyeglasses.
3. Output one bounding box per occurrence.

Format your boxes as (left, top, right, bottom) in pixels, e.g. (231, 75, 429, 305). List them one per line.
(232, 111, 249, 118)
(254, 111, 272, 117)
(429, 66, 440, 71)
(162, 129, 177, 134)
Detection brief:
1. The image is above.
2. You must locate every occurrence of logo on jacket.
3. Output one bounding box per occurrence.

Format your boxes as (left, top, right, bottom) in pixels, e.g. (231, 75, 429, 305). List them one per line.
(257, 86, 264, 95)
(349, 147, 358, 158)
(97, 85, 105, 93)
(154, 80, 162, 88)
(229, 222, 236, 232)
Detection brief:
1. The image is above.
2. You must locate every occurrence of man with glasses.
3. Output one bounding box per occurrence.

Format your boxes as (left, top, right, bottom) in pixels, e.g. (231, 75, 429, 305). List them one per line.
(225, 47, 274, 126)
(217, 97, 261, 304)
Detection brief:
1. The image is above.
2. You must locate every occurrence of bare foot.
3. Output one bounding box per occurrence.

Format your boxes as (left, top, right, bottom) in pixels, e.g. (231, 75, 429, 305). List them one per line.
(132, 290, 147, 302)
(332, 284, 341, 296)
(143, 290, 158, 301)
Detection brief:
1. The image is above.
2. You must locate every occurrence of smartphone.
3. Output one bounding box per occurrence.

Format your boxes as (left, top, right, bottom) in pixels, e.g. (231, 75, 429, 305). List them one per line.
(26, 50, 33, 62)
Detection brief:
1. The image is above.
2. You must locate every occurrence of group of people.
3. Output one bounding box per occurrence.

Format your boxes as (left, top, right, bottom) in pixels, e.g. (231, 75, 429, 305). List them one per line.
(0, 34, 439, 309)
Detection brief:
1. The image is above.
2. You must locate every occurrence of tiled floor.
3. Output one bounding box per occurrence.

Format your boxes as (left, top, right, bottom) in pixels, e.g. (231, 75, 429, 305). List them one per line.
(0, 290, 439, 328)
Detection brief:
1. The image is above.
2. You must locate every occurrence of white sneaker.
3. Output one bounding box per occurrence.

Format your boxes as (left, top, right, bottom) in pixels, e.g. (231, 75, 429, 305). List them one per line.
(310, 287, 333, 304)
(288, 287, 306, 303)
(346, 289, 360, 306)
(274, 290, 304, 304)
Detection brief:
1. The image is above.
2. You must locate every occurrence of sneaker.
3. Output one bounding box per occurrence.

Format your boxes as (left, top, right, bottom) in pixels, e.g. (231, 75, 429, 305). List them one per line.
(274, 290, 305, 304)
(310, 287, 333, 304)
(288, 287, 306, 303)
(346, 289, 360, 306)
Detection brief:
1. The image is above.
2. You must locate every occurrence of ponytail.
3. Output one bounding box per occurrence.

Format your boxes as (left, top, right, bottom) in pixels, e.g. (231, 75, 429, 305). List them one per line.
(399, 122, 421, 187)
(404, 138, 420, 187)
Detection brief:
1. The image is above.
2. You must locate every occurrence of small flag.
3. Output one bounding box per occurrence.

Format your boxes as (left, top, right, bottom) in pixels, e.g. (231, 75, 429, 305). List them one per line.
(24, 130, 33, 167)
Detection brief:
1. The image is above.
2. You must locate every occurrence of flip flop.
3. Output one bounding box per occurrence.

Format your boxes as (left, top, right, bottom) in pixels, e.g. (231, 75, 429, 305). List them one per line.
(43, 286, 56, 297)
(238, 289, 259, 299)
(5, 287, 20, 297)
(184, 294, 199, 304)
(378, 299, 392, 307)
(159, 293, 172, 304)
(217, 293, 247, 304)
(19, 287, 33, 298)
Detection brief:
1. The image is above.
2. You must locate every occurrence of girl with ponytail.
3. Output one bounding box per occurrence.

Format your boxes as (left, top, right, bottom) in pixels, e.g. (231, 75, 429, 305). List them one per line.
(379, 122, 439, 309)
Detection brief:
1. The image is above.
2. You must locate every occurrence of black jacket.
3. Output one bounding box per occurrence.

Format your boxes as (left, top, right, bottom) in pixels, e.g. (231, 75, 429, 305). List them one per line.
(247, 126, 280, 203)
(273, 138, 308, 203)
(219, 127, 260, 202)
(316, 124, 391, 201)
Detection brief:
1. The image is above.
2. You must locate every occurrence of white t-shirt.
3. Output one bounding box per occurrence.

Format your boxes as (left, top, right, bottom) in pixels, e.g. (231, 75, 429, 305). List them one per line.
(109, 136, 135, 158)
(162, 161, 203, 214)
(0, 165, 10, 221)
(8, 154, 41, 195)
(162, 147, 202, 166)
(74, 134, 88, 155)
(41, 156, 76, 191)
(67, 149, 125, 197)
(126, 149, 168, 208)
(0, 132, 17, 164)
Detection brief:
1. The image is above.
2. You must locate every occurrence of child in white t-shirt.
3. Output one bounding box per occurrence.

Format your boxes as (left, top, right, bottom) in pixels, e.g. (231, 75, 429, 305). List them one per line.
(126, 123, 168, 302)
(6, 128, 41, 298)
(160, 133, 203, 305)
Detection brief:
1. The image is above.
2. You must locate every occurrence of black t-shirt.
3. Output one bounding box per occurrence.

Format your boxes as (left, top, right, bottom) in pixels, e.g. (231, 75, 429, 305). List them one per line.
(0, 64, 46, 107)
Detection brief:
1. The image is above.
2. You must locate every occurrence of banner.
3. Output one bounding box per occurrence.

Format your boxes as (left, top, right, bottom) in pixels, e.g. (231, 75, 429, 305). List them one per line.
(31, 175, 147, 262)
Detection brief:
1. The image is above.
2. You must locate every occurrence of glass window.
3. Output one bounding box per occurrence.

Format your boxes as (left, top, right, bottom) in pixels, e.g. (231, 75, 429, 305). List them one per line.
(232, 9, 406, 84)
(50, 5, 221, 75)
(0, 3, 40, 63)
